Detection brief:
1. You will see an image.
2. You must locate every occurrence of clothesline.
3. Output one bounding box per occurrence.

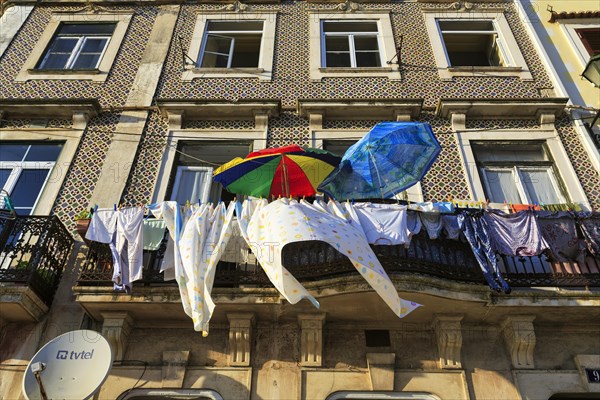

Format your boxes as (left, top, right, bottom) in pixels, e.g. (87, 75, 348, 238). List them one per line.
(84, 199, 599, 335)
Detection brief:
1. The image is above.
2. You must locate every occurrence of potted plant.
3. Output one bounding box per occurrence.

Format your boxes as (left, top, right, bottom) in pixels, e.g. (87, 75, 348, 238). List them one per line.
(75, 208, 92, 243)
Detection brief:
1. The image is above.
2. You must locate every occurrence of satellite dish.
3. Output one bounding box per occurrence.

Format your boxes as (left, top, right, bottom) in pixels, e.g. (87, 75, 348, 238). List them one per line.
(22, 330, 113, 400)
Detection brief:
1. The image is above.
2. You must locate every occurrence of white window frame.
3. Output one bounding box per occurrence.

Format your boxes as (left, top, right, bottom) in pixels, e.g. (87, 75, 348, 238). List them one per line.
(455, 129, 590, 210)
(309, 11, 399, 81)
(38, 30, 113, 70)
(0, 160, 55, 214)
(198, 22, 264, 69)
(561, 21, 600, 68)
(423, 10, 533, 81)
(320, 20, 383, 68)
(479, 165, 566, 205)
(183, 12, 277, 81)
(16, 12, 132, 82)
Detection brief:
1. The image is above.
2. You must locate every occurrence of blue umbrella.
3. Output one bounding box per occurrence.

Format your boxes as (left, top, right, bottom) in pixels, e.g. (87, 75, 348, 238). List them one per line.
(318, 122, 441, 200)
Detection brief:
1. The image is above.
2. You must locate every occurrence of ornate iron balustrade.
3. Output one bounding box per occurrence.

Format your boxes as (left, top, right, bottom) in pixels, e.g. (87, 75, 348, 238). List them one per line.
(0, 215, 74, 306)
(77, 231, 600, 289)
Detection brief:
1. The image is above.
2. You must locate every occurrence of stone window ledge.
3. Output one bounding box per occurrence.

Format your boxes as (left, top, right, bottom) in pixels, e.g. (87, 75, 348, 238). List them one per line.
(182, 67, 267, 81)
(318, 67, 393, 73)
(27, 68, 101, 75)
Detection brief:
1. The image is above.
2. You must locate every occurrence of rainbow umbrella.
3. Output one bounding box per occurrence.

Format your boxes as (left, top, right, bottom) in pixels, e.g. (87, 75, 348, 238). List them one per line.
(213, 145, 341, 198)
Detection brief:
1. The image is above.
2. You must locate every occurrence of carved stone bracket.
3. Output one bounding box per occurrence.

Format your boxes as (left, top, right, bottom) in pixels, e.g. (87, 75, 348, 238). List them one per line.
(227, 313, 255, 366)
(298, 313, 326, 367)
(101, 311, 133, 361)
(217, 1, 251, 12)
(501, 315, 536, 369)
(366, 353, 395, 390)
(433, 314, 464, 369)
(162, 351, 190, 388)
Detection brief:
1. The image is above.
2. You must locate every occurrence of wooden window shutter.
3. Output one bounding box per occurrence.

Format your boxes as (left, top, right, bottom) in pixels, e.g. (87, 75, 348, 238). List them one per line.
(575, 28, 600, 56)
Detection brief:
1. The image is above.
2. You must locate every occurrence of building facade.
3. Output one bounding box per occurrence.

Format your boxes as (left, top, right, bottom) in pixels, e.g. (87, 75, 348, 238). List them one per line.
(0, 0, 599, 399)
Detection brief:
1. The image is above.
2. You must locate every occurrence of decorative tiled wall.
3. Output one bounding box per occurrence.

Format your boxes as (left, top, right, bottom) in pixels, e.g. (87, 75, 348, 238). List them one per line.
(51, 112, 121, 229)
(0, 5, 157, 108)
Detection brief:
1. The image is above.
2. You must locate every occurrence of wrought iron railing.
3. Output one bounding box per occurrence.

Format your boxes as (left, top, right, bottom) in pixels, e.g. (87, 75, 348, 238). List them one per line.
(77, 231, 600, 289)
(0, 215, 74, 306)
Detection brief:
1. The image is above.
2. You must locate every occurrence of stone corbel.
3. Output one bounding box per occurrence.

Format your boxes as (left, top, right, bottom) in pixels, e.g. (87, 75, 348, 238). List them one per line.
(253, 111, 269, 132)
(227, 313, 255, 366)
(450, 112, 467, 131)
(434, 314, 463, 369)
(101, 312, 133, 361)
(366, 353, 395, 390)
(298, 313, 326, 366)
(218, 1, 251, 12)
(167, 110, 183, 130)
(538, 112, 556, 130)
(72, 111, 90, 130)
(309, 111, 324, 130)
(501, 315, 536, 369)
(162, 351, 190, 388)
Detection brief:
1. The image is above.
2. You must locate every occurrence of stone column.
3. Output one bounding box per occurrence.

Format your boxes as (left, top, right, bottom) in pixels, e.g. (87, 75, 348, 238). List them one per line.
(227, 313, 255, 366)
(501, 315, 536, 369)
(298, 313, 326, 367)
(433, 314, 463, 369)
(101, 311, 133, 361)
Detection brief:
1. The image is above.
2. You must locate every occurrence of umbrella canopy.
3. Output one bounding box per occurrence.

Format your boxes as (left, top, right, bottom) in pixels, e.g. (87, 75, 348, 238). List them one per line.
(318, 122, 441, 200)
(213, 145, 341, 198)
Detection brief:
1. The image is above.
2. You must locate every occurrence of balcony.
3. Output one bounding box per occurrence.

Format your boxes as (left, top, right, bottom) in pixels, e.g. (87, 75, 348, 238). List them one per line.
(77, 231, 600, 289)
(0, 215, 74, 321)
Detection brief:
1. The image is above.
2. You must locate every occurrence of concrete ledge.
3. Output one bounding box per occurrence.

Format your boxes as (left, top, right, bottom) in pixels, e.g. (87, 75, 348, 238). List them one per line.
(0, 286, 49, 322)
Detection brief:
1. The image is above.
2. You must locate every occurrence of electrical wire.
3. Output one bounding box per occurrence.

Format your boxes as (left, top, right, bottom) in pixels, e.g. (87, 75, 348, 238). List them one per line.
(114, 360, 148, 398)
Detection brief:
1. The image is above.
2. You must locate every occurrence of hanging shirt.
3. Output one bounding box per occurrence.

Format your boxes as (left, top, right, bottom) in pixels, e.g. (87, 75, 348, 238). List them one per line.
(353, 203, 411, 245)
(85, 209, 121, 289)
(578, 213, 600, 256)
(420, 212, 443, 240)
(483, 210, 549, 256)
(143, 219, 166, 251)
(441, 215, 461, 240)
(113, 207, 145, 291)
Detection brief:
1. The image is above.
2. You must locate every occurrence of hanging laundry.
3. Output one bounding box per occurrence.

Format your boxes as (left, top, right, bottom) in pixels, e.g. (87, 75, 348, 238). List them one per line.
(248, 198, 421, 318)
(407, 209, 422, 243)
(179, 202, 235, 335)
(538, 211, 581, 262)
(143, 219, 166, 251)
(408, 202, 438, 212)
(578, 213, 600, 256)
(420, 212, 443, 240)
(221, 221, 251, 264)
(353, 202, 411, 245)
(540, 203, 582, 212)
(242, 198, 319, 309)
(113, 207, 145, 291)
(85, 209, 121, 288)
(148, 201, 192, 316)
(483, 210, 549, 257)
(510, 204, 540, 213)
(85, 207, 145, 291)
(314, 199, 367, 240)
(458, 212, 511, 293)
(441, 215, 461, 240)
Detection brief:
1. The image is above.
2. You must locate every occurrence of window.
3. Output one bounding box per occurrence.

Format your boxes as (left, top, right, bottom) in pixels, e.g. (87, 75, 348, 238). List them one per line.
(437, 20, 506, 67)
(308, 12, 399, 81)
(0, 143, 64, 215)
(199, 21, 263, 68)
(184, 13, 277, 81)
(423, 11, 532, 80)
(321, 21, 382, 68)
(169, 141, 252, 204)
(472, 142, 566, 204)
(575, 27, 600, 56)
(38, 23, 116, 70)
(16, 13, 132, 82)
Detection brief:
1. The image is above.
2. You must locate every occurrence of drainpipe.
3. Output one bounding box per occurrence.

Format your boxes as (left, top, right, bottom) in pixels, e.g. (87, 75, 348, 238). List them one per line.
(515, 0, 600, 173)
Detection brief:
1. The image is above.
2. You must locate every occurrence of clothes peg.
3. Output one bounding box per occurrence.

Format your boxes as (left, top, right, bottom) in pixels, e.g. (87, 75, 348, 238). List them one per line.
(198, 198, 201, 206)
(113, 204, 117, 211)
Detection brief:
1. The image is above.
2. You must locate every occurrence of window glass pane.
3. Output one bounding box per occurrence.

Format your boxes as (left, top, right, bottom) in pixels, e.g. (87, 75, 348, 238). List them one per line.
(204, 35, 233, 55)
(483, 169, 521, 203)
(355, 51, 381, 67)
(323, 140, 356, 156)
(325, 36, 350, 52)
(0, 169, 12, 189)
(473, 143, 548, 162)
(520, 169, 561, 204)
(443, 33, 496, 66)
(71, 54, 102, 69)
(207, 21, 263, 31)
(323, 21, 378, 33)
(10, 169, 50, 210)
(24, 144, 63, 162)
(0, 145, 28, 161)
(201, 53, 229, 68)
(354, 36, 379, 51)
(326, 52, 351, 67)
(80, 38, 109, 53)
(47, 37, 78, 53)
(438, 20, 495, 31)
(41, 54, 71, 69)
(59, 23, 116, 35)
